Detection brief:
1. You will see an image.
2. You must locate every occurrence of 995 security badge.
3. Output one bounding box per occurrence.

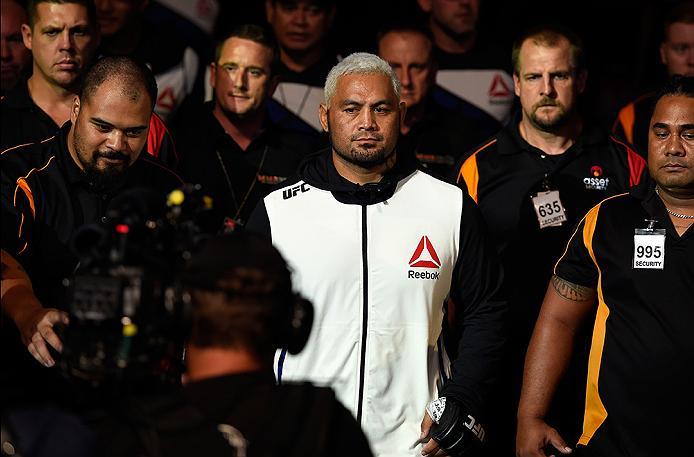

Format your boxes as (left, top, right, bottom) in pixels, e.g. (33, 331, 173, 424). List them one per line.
(531, 190, 567, 229)
(633, 226, 665, 270)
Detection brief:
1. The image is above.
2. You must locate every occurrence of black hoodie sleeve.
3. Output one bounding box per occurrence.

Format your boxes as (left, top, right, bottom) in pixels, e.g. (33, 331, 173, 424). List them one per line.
(442, 191, 508, 419)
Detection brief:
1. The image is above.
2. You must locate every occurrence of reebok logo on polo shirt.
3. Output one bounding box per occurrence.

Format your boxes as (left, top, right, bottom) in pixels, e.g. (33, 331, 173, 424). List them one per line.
(408, 236, 441, 280)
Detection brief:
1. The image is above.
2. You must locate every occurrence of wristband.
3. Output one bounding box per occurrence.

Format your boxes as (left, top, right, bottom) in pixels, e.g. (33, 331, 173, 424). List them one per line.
(426, 397, 485, 455)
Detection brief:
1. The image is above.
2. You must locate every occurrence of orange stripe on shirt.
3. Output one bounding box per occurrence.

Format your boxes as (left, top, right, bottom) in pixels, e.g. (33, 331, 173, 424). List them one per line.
(1, 135, 56, 156)
(12, 155, 55, 219)
(456, 139, 497, 203)
(16, 180, 35, 218)
(17, 242, 28, 255)
(578, 202, 608, 446)
(554, 193, 627, 274)
(17, 213, 25, 239)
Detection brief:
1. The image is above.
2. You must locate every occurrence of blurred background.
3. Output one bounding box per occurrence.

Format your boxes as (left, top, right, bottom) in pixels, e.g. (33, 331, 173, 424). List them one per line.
(217, 0, 678, 128)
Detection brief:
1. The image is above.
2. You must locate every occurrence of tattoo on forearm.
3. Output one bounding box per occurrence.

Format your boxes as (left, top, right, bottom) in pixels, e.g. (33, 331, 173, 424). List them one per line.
(551, 275, 596, 302)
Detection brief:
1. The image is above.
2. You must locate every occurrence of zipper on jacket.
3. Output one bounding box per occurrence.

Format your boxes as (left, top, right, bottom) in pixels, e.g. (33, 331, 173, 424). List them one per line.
(356, 204, 368, 423)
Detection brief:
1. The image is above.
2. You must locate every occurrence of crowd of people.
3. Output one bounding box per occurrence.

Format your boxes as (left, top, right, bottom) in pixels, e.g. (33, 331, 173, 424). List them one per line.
(1, 1, 692, 457)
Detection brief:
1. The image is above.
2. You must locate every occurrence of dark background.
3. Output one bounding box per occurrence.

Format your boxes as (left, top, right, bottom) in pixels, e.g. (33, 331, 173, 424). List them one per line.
(217, 0, 681, 128)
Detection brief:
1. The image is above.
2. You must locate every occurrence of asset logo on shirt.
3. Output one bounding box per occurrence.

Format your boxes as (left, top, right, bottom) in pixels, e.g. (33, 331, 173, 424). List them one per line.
(584, 165, 610, 191)
(408, 236, 441, 280)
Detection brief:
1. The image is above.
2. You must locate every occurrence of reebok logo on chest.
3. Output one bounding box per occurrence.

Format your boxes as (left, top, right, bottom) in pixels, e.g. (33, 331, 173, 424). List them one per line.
(407, 236, 441, 280)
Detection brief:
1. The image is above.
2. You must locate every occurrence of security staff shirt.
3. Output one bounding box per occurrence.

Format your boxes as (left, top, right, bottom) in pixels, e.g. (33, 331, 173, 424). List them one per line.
(554, 179, 693, 456)
(457, 117, 646, 336)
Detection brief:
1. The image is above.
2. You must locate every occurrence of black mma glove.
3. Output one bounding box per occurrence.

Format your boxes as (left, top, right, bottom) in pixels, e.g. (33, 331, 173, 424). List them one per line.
(426, 397, 485, 456)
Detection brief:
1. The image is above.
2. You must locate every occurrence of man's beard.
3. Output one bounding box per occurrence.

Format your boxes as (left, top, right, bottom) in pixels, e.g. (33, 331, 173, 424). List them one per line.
(74, 130, 129, 190)
(82, 158, 127, 190)
(528, 97, 571, 132)
(328, 121, 396, 168)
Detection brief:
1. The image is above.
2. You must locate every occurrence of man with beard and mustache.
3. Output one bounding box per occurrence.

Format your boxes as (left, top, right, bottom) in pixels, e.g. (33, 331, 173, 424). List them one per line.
(455, 26, 648, 457)
(247, 52, 507, 457)
(1, 56, 182, 408)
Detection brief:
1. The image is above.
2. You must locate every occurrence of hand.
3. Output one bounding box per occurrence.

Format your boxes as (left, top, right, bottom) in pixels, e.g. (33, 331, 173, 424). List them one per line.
(16, 307, 69, 367)
(516, 417, 572, 457)
(419, 411, 450, 456)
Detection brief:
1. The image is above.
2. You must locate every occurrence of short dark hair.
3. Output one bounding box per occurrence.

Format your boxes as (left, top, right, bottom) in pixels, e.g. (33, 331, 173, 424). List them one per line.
(27, 0, 97, 29)
(511, 25, 585, 76)
(182, 232, 294, 357)
(79, 56, 158, 110)
(214, 24, 280, 76)
(655, 74, 694, 104)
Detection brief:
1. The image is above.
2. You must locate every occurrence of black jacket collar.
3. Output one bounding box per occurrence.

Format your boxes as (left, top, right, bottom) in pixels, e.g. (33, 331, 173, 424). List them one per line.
(298, 147, 419, 205)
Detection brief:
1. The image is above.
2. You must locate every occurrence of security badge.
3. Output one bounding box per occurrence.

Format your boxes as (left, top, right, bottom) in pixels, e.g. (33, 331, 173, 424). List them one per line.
(633, 220, 665, 270)
(531, 190, 567, 229)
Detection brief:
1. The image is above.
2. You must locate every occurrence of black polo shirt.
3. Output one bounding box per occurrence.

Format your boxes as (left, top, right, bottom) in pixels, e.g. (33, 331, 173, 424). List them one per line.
(0, 78, 59, 151)
(456, 117, 647, 329)
(555, 179, 693, 456)
(398, 98, 500, 181)
(175, 101, 322, 228)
